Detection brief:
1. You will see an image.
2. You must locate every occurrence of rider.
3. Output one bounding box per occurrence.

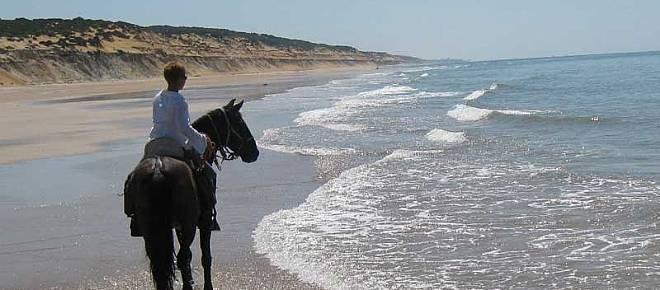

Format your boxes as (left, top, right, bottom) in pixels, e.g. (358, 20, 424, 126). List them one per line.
(150, 61, 213, 162)
(126, 61, 220, 236)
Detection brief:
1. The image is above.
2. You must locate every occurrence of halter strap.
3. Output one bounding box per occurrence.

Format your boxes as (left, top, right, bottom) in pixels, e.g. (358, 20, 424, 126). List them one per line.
(204, 108, 244, 169)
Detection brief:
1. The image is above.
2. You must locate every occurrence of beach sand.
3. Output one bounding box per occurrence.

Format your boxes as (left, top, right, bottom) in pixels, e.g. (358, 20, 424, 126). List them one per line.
(0, 66, 373, 165)
(0, 67, 372, 289)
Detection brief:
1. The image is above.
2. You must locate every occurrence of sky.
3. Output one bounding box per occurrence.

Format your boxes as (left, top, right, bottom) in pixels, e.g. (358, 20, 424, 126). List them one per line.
(2, 0, 660, 60)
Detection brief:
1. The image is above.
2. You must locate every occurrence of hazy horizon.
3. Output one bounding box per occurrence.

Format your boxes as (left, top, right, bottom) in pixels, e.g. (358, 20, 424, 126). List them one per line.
(3, 0, 660, 61)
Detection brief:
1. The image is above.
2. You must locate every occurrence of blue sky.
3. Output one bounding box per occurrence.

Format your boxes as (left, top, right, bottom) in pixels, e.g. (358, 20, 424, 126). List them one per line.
(3, 0, 660, 60)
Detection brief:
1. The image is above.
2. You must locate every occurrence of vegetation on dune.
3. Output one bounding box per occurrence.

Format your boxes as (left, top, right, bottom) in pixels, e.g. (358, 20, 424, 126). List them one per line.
(0, 17, 361, 53)
(0, 17, 136, 37)
(148, 25, 358, 53)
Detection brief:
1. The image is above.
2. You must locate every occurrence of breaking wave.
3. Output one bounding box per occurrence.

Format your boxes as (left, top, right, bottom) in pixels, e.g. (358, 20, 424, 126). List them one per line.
(425, 128, 467, 144)
(447, 104, 547, 122)
(464, 83, 500, 100)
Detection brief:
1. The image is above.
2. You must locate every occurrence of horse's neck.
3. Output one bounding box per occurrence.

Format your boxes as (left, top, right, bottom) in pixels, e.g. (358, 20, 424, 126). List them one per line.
(193, 114, 225, 144)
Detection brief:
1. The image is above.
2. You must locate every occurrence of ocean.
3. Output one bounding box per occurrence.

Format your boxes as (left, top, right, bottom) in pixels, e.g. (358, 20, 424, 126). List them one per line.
(251, 52, 660, 289)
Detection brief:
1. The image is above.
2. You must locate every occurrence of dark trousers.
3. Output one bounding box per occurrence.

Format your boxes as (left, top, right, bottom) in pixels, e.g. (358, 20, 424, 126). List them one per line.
(195, 162, 220, 231)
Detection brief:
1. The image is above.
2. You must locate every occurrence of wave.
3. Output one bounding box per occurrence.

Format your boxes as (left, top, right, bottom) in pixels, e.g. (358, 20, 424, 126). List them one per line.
(367, 84, 417, 95)
(401, 65, 449, 73)
(294, 108, 368, 132)
(447, 104, 546, 122)
(447, 104, 494, 121)
(254, 151, 436, 289)
(381, 149, 444, 161)
(255, 134, 660, 288)
(416, 91, 462, 99)
(401, 66, 435, 73)
(464, 83, 499, 101)
(258, 128, 357, 155)
(254, 159, 380, 289)
(419, 73, 429, 78)
(293, 85, 417, 131)
(425, 128, 467, 144)
(292, 84, 462, 132)
(258, 143, 356, 156)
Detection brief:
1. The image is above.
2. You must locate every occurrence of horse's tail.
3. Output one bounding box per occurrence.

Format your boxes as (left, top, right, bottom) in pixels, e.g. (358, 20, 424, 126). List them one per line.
(138, 157, 175, 290)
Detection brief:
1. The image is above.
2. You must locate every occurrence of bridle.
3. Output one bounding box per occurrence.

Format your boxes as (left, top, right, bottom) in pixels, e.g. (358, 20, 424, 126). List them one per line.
(204, 108, 253, 168)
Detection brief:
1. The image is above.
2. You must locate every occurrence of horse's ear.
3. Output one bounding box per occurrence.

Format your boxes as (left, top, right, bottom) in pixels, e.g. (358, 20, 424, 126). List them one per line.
(234, 100, 244, 111)
(226, 99, 236, 108)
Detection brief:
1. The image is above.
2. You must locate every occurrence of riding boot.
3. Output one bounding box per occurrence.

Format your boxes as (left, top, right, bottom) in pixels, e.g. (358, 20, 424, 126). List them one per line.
(123, 172, 136, 217)
(130, 217, 142, 237)
(124, 172, 142, 237)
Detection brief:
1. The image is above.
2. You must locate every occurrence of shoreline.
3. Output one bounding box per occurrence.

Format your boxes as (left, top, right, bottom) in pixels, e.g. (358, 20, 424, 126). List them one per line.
(0, 65, 376, 102)
(0, 65, 376, 165)
(0, 66, 373, 289)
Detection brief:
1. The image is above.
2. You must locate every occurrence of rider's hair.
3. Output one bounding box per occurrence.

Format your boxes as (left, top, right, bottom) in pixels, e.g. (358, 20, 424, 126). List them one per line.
(163, 61, 186, 85)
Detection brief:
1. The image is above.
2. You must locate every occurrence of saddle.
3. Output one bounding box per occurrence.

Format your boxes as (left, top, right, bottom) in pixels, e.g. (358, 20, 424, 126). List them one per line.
(143, 137, 185, 160)
(142, 137, 204, 171)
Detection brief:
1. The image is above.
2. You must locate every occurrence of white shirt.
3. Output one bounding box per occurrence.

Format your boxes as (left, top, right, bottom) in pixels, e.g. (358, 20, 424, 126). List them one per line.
(149, 90, 207, 154)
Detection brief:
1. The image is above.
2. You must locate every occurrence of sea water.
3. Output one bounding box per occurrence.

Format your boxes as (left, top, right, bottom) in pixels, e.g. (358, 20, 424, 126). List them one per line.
(252, 52, 660, 289)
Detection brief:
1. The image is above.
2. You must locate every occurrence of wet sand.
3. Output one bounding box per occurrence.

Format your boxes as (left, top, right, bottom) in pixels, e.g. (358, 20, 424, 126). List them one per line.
(1, 144, 323, 289)
(0, 67, 372, 289)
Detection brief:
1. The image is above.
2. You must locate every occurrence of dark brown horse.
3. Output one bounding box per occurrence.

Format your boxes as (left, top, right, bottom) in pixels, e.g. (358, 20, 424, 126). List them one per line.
(129, 99, 258, 290)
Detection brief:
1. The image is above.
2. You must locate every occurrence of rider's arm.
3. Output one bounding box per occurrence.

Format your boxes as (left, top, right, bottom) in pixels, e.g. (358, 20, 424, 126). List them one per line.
(173, 95, 207, 154)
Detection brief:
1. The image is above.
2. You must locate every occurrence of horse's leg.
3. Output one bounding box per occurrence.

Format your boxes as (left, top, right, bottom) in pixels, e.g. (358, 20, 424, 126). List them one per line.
(176, 228, 195, 290)
(200, 228, 213, 290)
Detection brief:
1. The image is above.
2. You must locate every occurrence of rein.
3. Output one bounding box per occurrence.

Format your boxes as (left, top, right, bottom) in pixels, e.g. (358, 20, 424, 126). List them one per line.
(204, 108, 252, 168)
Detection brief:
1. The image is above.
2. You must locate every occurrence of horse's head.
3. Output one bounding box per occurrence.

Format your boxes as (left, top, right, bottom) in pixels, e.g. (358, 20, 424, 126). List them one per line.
(193, 99, 259, 163)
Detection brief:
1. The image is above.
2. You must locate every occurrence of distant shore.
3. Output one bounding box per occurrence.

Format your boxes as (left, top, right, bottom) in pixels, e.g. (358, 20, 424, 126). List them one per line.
(0, 18, 415, 87)
(0, 65, 376, 164)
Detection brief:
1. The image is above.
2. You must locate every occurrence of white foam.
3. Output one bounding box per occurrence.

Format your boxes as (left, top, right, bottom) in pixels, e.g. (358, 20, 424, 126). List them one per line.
(447, 104, 544, 122)
(497, 109, 536, 116)
(425, 129, 467, 144)
(294, 108, 363, 131)
(294, 85, 418, 131)
(464, 83, 500, 100)
(258, 142, 356, 156)
(402, 66, 436, 73)
(382, 149, 445, 162)
(447, 104, 493, 121)
(254, 119, 660, 289)
(420, 73, 429, 78)
(369, 84, 417, 96)
(383, 149, 421, 161)
(254, 161, 381, 289)
(337, 95, 415, 108)
(464, 89, 487, 101)
(258, 128, 357, 155)
(415, 91, 462, 99)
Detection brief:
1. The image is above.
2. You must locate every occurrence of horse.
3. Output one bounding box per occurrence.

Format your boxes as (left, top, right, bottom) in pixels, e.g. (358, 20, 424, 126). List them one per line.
(129, 99, 259, 290)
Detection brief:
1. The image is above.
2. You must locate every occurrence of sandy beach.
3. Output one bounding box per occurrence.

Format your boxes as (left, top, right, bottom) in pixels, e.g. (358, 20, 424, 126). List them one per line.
(0, 66, 374, 165)
(0, 66, 373, 289)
